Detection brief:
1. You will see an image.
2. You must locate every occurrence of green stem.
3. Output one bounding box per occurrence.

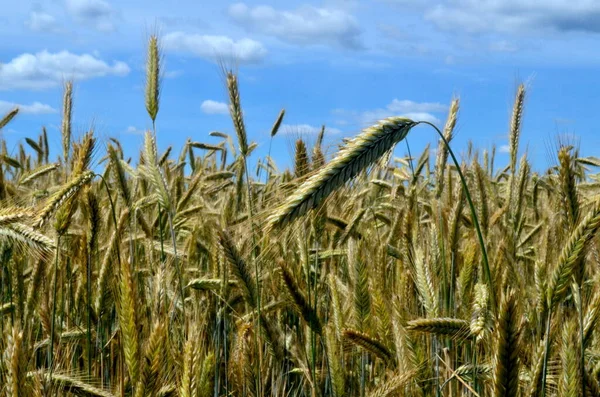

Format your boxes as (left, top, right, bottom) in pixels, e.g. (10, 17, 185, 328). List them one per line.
(48, 234, 62, 385)
(541, 310, 552, 397)
(312, 235, 318, 395)
(87, 240, 92, 378)
(580, 283, 586, 397)
(418, 121, 496, 311)
(166, 210, 187, 329)
(158, 204, 168, 314)
(242, 154, 262, 397)
(261, 137, 273, 184)
(95, 173, 124, 394)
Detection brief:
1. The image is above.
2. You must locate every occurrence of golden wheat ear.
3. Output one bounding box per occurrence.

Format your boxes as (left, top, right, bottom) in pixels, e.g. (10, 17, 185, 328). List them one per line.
(29, 372, 116, 397)
(434, 97, 459, 198)
(342, 328, 396, 368)
(35, 170, 95, 228)
(279, 260, 322, 336)
(218, 229, 257, 306)
(265, 117, 416, 231)
(492, 290, 521, 397)
(225, 70, 249, 157)
(406, 318, 472, 339)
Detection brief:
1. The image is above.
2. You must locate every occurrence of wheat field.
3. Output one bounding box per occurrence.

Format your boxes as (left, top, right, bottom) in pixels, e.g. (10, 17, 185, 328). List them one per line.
(1, 36, 600, 397)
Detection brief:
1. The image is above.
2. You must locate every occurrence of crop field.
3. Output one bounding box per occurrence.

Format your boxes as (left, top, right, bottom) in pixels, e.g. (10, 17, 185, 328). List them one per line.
(2, 36, 600, 397)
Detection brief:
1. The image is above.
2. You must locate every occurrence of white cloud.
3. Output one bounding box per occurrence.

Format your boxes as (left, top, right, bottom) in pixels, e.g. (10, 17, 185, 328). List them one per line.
(361, 110, 441, 125)
(25, 11, 61, 33)
(425, 0, 600, 35)
(0, 100, 57, 115)
(65, 0, 116, 32)
(499, 144, 510, 153)
(163, 32, 267, 64)
(228, 3, 363, 49)
(387, 99, 447, 113)
(125, 126, 145, 135)
(356, 99, 447, 126)
(200, 100, 229, 115)
(332, 99, 448, 128)
(0, 50, 130, 90)
(280, 124, 342, 135)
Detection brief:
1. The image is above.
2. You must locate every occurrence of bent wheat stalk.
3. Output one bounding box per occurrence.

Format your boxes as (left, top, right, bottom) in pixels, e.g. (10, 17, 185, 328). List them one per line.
(266, 115, 494, 310)
(418, 120, 495, 311)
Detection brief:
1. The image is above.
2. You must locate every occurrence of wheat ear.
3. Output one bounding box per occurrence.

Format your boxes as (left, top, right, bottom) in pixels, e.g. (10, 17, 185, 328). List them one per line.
(434, 98, 459, 197)
(18, 163, 59, 185)
(279, 260, 322, 335)
(407, 318, 472, 339)
(270, 108, 285, 137)
(218, 230, 257, 306)
(226, 70, 248, 156)
(145, 35, 161, 124)
(367, 370, 416, 397)
(547, 198, 600, 310)
(0, 107, 19, 131)
(343, 328, 396, 367)
(492, 291, 520, 397)
(36, 170, 94, 228)
(31, 371, 116, 397)
(61, 81, 73, 163)
(509, 84, 525, 174)
(266, 117, 416, 230)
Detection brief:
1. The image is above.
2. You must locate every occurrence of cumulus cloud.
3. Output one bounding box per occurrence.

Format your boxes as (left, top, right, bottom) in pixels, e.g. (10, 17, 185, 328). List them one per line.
(353, 99, 448, 126)
(25, 11, 62, 33)
(499, 144, 510, 153)
(0, 50, 130, 90)
(200, 100, 229, 115)
(228, 3, 363, 49)
(163, 32, 267, 64)
(0, 100, 57, 115)
(65, 0, 116, 32)
(425, 0, 600, 35)
(387, 99, 447, 113)
(280, 124, 342, 135)
(125, 126, 145, 135)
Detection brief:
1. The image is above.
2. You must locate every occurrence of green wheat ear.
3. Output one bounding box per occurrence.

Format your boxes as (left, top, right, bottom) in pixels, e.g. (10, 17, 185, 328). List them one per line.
(0, 107, 19, 131)
(61, 81, 73, 164)
(145, 34, 161, 124)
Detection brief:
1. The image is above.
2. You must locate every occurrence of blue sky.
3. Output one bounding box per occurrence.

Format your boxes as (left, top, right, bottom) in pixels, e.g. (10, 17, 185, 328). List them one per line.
(2, 0, 600, 171)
